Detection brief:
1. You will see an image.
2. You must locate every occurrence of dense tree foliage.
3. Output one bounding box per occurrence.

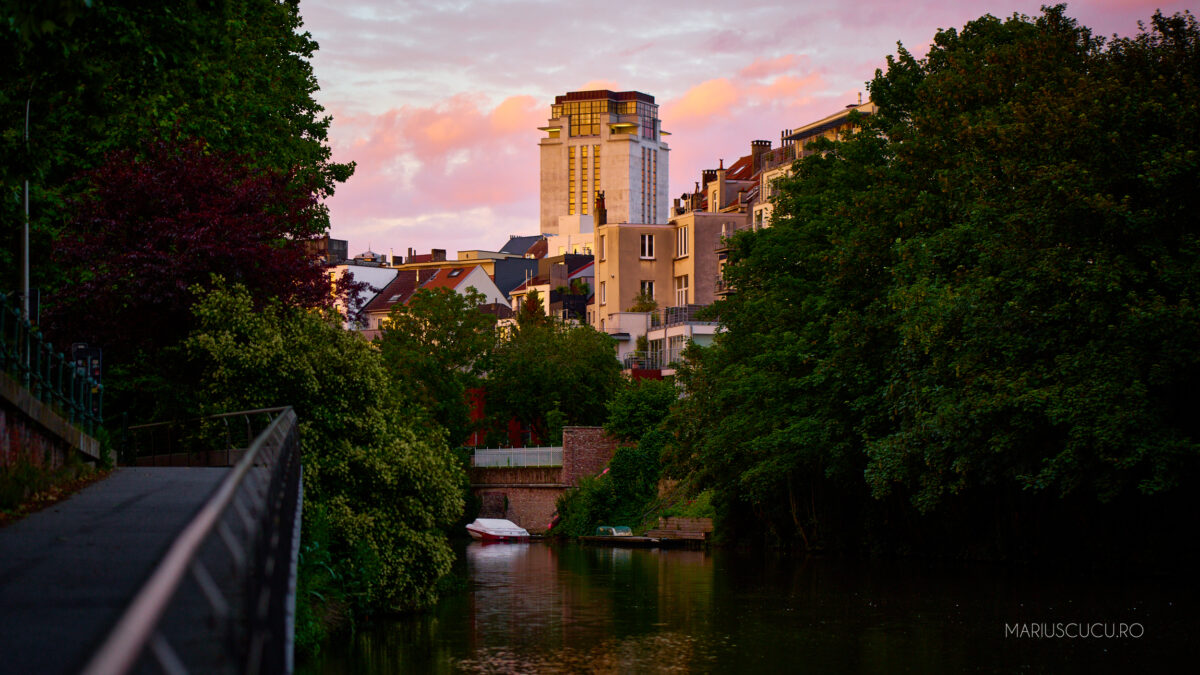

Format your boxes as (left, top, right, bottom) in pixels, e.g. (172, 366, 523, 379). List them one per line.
(377, 287, 497, 446)
(182, 282, 464, 635)
(672, 7, 1200, 553)
(604, 378, 677, 442)
(47, 139, 332, 362)
(485, 321, 621, 443)
(1, 0, 352, 292)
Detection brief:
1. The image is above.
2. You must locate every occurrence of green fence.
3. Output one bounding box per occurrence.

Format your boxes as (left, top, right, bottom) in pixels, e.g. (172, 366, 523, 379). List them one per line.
(0, 293, 103, 434)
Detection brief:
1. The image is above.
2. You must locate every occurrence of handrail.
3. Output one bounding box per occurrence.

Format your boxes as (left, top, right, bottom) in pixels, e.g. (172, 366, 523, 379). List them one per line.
(473, 446, 564, 467)
(0, 292, 103, 433)
(122, 406, 288, 466)
(83, 407, 303, 674)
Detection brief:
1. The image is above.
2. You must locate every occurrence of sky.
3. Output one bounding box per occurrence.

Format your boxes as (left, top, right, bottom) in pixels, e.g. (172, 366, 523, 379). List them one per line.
(300, 0, 1186, 259)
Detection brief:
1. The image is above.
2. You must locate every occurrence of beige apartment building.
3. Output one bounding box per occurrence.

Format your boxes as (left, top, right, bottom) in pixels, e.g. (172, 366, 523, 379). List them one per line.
(752, 99, 877, 229)
(538, 90, 670, 256)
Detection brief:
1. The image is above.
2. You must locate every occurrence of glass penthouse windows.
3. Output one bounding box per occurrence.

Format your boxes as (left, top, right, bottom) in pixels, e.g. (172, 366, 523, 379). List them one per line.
(551, 97, 658, 140)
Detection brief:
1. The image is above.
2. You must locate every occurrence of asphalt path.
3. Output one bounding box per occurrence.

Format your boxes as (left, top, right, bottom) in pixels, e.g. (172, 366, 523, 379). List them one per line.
(0, 467, 227, 675)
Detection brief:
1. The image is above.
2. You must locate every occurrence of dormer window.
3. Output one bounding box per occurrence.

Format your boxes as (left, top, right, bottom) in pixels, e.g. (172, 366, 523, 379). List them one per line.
(448, 269, 463, 278)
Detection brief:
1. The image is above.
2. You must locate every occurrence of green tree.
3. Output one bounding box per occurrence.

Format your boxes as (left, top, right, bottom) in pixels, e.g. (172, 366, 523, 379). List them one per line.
(183, 281, 464, 619)
(377, 287, 497, 446)
(861, 7, 1200, 509)
(1, 0, 353, 291)
(668, 6, 1200, 551)
(517, 288, 550, 326)
(486, 321, 621, 442)
(605, 377, 677, 442)
(626, 291, 658, 312)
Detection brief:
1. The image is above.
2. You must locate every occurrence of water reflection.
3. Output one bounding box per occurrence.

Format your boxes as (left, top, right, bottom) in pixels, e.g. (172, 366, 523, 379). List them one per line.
(304, 542, 1196, 674)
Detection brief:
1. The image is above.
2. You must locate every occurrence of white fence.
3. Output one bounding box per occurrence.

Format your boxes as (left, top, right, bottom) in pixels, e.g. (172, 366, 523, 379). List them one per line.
(472, 446, 564, 467)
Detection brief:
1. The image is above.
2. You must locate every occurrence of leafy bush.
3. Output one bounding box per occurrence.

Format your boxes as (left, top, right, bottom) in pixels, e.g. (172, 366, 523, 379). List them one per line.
(182, 281, 464, 650)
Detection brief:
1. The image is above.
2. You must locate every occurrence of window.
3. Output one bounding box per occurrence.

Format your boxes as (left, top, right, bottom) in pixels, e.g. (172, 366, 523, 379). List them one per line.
(676, 226, 688, 257)
(448, 268, 463, 278)
(640, 234, 654, 259)
(599, 234, 606, 261)
(755, 210, 764, 230)
(640, 280, 654, 299)
(675, 274, 689, 306)
(593, 145, 600, 199)
(600, 280, 606, 305)
(581, 145, 589, 215)
(567, 146, 576, 214)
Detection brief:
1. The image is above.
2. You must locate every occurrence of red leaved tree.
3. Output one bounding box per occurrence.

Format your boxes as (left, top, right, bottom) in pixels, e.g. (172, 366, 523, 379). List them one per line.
(46, 139, 347, 363)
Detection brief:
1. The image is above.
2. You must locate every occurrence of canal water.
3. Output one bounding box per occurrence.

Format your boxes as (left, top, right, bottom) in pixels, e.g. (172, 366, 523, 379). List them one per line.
(302, 541, 1194, 673)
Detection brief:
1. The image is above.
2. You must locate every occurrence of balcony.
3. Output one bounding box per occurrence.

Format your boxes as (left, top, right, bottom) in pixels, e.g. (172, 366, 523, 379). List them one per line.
(649, 305, 717, 328)
(622, 347, 684, 371)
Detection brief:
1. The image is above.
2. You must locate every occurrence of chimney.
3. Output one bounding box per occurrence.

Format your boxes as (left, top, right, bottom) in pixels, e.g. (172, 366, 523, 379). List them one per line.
(751, 140, 771, 173)
(432, 249, 447, 262)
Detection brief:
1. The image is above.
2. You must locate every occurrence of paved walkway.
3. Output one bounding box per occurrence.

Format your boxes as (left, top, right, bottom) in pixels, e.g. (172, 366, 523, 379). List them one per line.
(0, 467, 228, 675)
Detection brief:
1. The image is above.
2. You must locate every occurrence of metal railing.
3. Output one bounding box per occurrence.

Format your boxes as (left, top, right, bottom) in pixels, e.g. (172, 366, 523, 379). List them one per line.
(623, 346, 689, 370)
(473, 446, 563, 467)
(84, 407, 303, 675)
(123, 407, 288, 467)
(0, 292, 103, 433)
(649, 305, 718, 328)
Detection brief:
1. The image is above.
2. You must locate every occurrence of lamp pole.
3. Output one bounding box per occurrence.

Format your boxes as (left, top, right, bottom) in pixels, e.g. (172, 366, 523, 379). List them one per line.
(23, 95, 31, 321)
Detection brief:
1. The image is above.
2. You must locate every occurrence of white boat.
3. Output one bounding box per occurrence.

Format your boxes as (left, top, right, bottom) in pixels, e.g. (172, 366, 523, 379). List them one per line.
(465, 518, 530, 542)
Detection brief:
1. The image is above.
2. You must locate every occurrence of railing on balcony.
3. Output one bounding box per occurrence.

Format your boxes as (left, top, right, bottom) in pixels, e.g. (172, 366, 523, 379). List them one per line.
(649, 305, 718, 328)
(760, 144, 796, 171)
(473, 446, 563, 467)
(83, 407, 302, 675)
(0, 292, 103, 434)
(622, 347, 685, 371)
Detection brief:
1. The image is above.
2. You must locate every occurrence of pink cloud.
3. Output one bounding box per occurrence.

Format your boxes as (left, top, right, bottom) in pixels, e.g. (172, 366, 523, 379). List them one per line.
(739, 55, 801, 80)
(665, 79, 741, 123)
(322, 93, 542, 229)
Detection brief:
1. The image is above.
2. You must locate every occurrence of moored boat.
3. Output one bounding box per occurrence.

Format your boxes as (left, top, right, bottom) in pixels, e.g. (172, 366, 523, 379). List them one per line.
(465, 518, 530, 542)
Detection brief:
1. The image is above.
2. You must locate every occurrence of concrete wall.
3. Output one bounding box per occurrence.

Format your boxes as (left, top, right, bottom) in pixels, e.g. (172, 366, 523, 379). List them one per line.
(1, 371, 100, 471)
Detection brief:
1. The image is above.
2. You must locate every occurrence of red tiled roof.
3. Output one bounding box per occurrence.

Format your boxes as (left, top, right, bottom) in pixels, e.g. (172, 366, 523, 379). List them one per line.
(362, 271, 420, 314)
(419, 265, 481, 292)
(726, 153, 756, 181)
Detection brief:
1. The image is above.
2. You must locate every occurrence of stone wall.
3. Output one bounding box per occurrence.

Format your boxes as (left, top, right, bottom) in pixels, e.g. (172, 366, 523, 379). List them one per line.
(467, 426, 620, 532)
(468, 466, 563, 487)
(560, 426, 617, 486)
(488, 486, 561, 534)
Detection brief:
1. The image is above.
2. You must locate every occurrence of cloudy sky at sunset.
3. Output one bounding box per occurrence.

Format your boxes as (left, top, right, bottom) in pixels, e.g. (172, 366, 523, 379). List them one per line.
(301, 0, 1185, 258)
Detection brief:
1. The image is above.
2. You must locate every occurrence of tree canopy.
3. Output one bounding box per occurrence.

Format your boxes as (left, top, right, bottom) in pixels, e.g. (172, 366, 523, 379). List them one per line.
(670, 6, 1200, 551)
(485, 321, 622, 444)
(1, 0, 353, 291)
(377, 287, 498, 446)
(183, 281, 464, 612)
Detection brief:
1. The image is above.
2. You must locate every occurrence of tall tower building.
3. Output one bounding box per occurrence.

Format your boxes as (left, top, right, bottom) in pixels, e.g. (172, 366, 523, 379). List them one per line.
(539, 90, 670, 251)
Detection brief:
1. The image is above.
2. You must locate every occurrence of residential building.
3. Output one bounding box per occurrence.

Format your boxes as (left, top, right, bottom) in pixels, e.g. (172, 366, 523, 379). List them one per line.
(358, 264, 506, 340)
(305, 235, 348, 264)
(507, 253, 594, 323)
(752, 99, 877, 229)
(538, 90, 670, 256)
